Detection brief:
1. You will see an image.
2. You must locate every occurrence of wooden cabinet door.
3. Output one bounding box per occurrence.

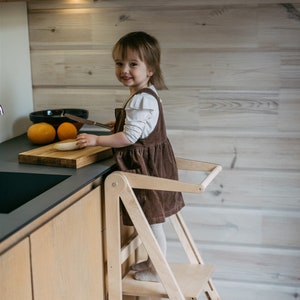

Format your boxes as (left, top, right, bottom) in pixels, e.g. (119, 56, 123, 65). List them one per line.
(30, 186, 104, 300)
(0, 238, 32, 300)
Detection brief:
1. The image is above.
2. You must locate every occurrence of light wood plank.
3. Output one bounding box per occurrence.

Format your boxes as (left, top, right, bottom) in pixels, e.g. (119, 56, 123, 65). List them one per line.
(18, 142, 112, 169)
(27, 0, 300, 10)
(33, 87, 300, 136)
(167, 241, 300, 286)
(205, 280, 300, 300)
(32, 87, 125, 123)
(0, 238, 32, 300)
(33, 88, 281, 131)
(30, 49, 115, 86)
(168, 131, 300, 170)
(28, 4, 300, 50)
(280, 54, 300, 89)
(123, 264, 213, 298)
(30, 187, 104, 300)
(160, 89, 279, 130)
(165, 207, 300, 248)
(30, 50, 280, 89)
(180, 169, 300, 211)
(278, 89, 300, 131)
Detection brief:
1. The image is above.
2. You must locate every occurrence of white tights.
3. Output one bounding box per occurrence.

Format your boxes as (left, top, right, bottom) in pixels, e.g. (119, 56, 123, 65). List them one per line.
(132, 222, 166, 282)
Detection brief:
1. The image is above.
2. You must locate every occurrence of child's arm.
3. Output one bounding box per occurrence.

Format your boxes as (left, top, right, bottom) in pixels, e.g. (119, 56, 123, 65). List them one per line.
(76, 131, 132, 148)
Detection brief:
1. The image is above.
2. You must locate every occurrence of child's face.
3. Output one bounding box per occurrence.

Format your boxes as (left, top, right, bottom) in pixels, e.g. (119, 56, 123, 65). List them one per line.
(114, 48, 153, 93)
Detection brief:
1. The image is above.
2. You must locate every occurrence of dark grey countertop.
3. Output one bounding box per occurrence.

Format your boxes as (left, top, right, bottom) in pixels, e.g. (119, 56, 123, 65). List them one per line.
(0, 131, 116, 243)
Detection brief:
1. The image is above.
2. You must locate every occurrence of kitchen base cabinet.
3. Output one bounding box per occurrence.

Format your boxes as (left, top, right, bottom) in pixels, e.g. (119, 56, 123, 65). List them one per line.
(30, 186, 104, 300)
(0, 238, 32, 300)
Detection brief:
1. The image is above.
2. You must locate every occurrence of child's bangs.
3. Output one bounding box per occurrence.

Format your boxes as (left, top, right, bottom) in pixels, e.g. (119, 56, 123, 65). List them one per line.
(113, 42, 144, 61)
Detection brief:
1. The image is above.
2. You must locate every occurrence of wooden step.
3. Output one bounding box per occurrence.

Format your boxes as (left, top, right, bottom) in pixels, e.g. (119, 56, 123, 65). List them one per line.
(122, 263, 214, 299)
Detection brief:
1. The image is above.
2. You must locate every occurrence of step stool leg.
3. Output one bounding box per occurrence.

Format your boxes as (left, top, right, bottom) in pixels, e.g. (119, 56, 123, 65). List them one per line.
(121, 184, 186, 300)
(105, 177, 123, 300)
(170, 213, 221, 300)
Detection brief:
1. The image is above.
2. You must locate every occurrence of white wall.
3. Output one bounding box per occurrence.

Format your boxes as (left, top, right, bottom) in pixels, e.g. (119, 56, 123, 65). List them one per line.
(0, 2, 33, 143)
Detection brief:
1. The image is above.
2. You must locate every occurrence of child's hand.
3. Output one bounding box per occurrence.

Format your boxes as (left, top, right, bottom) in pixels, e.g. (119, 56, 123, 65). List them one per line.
(106, 121, 115, 133)
(76, 133, 99, 148)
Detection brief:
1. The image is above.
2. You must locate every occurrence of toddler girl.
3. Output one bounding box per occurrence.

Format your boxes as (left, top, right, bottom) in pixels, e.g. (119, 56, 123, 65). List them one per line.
(76, 31, 184, 282)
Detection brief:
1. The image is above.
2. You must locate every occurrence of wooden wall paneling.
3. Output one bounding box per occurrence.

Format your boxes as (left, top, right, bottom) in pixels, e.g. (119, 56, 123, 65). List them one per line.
(30, 50, 280, 89)
(163, 50, 280, 89)
(26, 0, 300, 298)
(28, 10, 94, 47)
(30, 50, 115, 86)
(280, 54, 300, 89)
(26, 0, 300, 10)
(278, 89, 300, 132)
(168, 131, 300, 170)
(32, 88, 127, 123)
(32, 88, 281, 132)
(257, 5, 300, 50)
(213, 280, 300, 300)
(179, 169, 300, 211)
(167, 240, 300, 286)
(160, 89, 279, 130)
(28, 4, 300, 51)
(166, 207, 300, 248)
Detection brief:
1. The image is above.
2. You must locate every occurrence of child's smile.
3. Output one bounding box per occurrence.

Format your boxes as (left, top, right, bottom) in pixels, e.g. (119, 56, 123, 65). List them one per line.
(114, 48, 153, 93)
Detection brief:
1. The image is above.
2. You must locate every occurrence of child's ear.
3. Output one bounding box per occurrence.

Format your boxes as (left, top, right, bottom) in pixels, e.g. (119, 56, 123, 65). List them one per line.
(147, 68, 154, 77)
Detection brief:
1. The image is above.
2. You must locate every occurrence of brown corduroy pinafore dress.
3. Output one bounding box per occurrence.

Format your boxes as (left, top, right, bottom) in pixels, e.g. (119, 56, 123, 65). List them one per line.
(113, 88, 185, 225)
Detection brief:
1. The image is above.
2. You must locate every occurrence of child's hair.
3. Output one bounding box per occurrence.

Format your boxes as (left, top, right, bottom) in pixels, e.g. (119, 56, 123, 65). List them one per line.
(112, 31, 167, 90)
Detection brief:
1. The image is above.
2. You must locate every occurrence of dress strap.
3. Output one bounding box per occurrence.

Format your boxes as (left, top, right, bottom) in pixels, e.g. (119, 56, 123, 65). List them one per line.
(136, 88, 160, 101)
(123, 88, 159, 108)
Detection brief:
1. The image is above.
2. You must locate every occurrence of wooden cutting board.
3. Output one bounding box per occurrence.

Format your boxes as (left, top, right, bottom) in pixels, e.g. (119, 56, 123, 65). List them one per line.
(18, 142, 113, 169)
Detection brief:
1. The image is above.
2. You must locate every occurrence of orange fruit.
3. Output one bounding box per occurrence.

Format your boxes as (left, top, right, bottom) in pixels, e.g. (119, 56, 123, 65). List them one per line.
(57, 122, 78, 141)
(27, 122, 56, 144)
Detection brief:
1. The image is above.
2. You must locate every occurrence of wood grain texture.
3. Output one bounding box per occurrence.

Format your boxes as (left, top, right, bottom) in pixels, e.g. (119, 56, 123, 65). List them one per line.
(167, 240, 300, 286)
(30, 50, 281, 89)
(211, 280, 300, 300)
(25, 0, 300, 298)
(0, 238, 32, 300)
(168, 131, 300, 170)
(180, 169, 300, 210)
(123, 265, 214, 298)
(278, 89, 300, 131)
(18, 142, 112, 168)
(32, 88, 281, 130)
(30, 187, 104, 300)
(28, 4, 300, 50)
(25, 0, 300, 10)
(166, 207, 300, 248)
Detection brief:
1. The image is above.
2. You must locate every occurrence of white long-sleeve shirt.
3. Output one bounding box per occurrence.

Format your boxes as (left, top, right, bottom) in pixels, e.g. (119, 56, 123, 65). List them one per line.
(123, 86, 160, 143)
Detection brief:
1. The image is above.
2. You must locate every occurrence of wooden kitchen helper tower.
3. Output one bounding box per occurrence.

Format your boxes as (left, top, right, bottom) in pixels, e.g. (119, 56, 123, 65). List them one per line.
(105, 157, 222, 300)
